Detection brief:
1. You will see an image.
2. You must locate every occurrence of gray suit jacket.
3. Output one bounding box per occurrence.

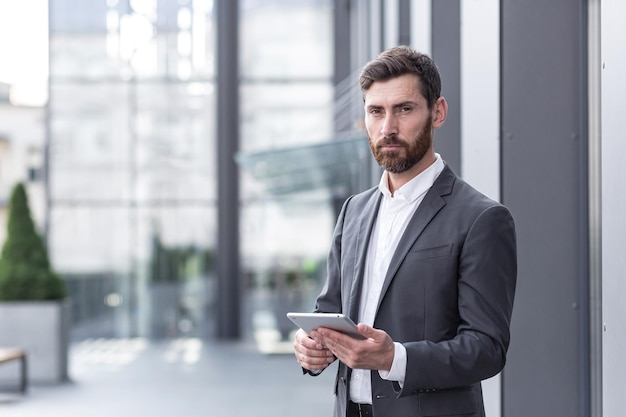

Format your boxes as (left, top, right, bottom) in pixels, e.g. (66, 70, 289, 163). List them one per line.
(313, 164, 517, 417)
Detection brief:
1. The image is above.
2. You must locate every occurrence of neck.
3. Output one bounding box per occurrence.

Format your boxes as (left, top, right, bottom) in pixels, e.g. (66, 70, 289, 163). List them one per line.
(386, 152, 437, 194)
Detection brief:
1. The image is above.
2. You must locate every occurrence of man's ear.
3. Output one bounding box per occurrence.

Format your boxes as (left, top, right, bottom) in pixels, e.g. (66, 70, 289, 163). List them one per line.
(432, 97, 448, 129)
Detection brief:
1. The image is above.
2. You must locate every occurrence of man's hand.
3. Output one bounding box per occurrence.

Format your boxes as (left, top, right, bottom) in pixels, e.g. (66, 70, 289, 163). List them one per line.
(293, 328, 336, 372)
(315, 323, 395, 371)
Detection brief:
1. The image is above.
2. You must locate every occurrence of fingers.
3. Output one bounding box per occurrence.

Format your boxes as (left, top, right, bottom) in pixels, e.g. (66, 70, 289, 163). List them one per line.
(293, 329, 335, 371)
(316, 329, 356, 364)
(317, 326, 395, 371)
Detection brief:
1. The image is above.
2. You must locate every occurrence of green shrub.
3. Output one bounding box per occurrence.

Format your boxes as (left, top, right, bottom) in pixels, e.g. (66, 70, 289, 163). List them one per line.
(0, 183, 66, 301)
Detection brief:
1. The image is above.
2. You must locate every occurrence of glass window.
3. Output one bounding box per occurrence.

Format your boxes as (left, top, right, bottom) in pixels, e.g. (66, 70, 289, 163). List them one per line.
(241, 0, 332, 79)
(240, 82, 333, 152)
(49, 0, 216, 339)
(239, 0, 335, 345)
(134, 82, 216, 202)
(49, 82, 133, 201)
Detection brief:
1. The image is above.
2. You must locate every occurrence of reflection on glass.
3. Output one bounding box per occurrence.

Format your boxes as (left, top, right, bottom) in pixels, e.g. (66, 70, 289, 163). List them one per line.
(49, 0, 217, 340)
(239, 0, 336, 347)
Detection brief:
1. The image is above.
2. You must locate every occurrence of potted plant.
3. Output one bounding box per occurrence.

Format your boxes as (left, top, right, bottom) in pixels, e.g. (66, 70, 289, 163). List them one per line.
(0, 182, 70, 384)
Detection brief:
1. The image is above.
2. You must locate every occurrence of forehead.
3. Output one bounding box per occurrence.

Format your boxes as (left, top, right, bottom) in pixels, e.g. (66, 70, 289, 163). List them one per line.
(363, 73, 426, 106)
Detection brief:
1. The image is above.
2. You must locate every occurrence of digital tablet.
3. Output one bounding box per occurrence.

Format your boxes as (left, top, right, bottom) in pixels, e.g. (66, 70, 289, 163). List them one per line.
(286, 312, 365, 339)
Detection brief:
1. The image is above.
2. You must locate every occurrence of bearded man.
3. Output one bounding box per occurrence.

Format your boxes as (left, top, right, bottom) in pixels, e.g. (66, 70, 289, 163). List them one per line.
(293, 45, 517, 417)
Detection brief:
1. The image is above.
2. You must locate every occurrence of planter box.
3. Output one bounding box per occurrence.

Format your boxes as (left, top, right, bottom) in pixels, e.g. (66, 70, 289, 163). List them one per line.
(0, 300, 70, 384)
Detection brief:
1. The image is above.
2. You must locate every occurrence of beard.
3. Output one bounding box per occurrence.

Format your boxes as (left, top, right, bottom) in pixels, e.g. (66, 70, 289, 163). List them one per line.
(368, 116, 433, 174)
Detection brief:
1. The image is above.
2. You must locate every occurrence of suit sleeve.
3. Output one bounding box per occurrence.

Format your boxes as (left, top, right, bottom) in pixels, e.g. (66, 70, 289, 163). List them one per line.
(398, 204, 517, 395)
(314, 195, 354, 314)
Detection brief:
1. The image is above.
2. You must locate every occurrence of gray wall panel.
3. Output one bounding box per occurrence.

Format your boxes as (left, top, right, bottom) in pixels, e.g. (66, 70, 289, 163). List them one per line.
(431, 0, 461, 173)
(601, 0, 626, 414)
(501, 1, 588, 416)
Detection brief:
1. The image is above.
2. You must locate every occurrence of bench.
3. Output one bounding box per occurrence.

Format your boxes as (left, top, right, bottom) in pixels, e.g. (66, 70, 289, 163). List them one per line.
(0, 348, 27, 393)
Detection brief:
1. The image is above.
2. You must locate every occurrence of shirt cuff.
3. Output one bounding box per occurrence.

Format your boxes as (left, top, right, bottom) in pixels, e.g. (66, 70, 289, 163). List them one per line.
(303, 367, 323, 376)
(378, 342, 406, 384)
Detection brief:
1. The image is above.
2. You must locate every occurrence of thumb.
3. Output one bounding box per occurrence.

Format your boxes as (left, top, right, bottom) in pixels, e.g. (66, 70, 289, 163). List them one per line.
(356, 323, 378, 339)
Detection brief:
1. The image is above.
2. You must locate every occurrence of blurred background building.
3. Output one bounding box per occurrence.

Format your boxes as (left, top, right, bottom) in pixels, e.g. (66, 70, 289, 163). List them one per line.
(0, 1, 624, 416)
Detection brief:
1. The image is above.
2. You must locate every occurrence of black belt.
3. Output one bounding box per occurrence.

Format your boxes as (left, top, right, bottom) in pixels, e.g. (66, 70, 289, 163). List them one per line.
(348, 401, 373, 417)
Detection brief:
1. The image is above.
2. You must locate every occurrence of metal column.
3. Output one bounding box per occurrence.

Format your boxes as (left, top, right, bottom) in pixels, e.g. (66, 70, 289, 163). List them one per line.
(500, 1, 590, 415)
(216, 0, 240, 339)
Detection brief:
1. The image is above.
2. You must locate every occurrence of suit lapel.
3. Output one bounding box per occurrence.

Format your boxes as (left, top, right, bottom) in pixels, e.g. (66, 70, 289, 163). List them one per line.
(348, 190, 382, 321)
(377, 165, 456, 310)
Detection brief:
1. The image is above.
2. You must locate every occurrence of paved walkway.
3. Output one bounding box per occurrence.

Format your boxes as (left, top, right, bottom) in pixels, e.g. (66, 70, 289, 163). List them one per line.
(0, 338, 336, 417)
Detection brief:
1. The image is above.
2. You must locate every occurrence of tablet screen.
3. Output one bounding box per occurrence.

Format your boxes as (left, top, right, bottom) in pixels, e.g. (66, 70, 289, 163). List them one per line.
(286, 312, 365, 339)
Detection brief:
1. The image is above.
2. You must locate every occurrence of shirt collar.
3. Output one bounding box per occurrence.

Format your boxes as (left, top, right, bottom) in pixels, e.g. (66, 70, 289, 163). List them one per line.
(378, 153, 445, 203)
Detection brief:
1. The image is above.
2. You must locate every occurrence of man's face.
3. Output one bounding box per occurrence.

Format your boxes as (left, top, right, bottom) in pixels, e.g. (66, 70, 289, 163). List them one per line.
(364, 73, 434, 174)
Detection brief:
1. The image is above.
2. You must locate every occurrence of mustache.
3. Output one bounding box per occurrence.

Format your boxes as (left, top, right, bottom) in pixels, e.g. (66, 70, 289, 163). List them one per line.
(377, 136, 406, 147)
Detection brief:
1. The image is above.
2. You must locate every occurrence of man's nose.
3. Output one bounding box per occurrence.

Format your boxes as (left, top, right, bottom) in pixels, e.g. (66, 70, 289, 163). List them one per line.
(381, 114, 399, 137)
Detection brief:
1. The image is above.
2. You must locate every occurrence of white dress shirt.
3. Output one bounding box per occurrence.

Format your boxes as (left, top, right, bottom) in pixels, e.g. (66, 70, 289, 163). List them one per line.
(349, 154, 444, 404)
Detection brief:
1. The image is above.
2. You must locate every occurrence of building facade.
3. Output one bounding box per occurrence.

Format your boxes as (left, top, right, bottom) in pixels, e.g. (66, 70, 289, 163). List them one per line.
(1, 0, 624, 415)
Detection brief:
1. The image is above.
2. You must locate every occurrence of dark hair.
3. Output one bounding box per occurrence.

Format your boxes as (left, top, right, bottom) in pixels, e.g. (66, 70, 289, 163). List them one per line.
(359, 45, 441, 109)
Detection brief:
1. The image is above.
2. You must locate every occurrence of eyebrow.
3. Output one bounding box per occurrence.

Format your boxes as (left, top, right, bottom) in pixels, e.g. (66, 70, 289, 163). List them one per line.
(366, 101, 419, 110)
(392, 101, 419, 109)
